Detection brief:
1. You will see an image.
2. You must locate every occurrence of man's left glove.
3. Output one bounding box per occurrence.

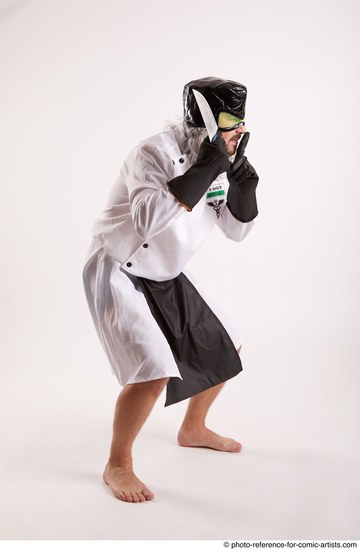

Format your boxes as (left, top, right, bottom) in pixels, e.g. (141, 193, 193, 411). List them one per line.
(226, 132, 259, 222)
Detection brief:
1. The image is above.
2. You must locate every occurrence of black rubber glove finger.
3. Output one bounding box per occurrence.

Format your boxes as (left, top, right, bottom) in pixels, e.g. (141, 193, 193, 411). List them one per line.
(231, 132, 250, 172)
(229, 158, 259, 194)
(230, 156, 249, 181)
(214, 135, 230, 158)
(241, 173, 259, 193)
(212, 135, 228, 157)
(237, 131, 250, 158)
(232, 158, 259, 182)
(197, 136, 230, 172)
(199, 135, 227, 156)
(236, 166, 259, 193)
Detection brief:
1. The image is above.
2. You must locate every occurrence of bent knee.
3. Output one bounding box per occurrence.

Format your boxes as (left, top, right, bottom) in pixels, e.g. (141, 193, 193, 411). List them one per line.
(147, 377, 169, 397)
(135, 376, 170, 395)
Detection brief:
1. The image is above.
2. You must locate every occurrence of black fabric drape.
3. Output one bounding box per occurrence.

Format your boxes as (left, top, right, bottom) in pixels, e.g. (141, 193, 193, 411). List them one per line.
(138, 272, 242, 406)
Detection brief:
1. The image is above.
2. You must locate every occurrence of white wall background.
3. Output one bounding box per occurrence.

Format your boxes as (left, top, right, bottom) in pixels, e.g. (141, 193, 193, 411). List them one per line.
(0, 0, 359, 542)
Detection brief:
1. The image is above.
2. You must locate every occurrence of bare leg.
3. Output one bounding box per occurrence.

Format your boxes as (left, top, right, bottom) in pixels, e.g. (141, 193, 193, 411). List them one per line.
(177, 346, 242, 453)
(103, 376, 169, 503)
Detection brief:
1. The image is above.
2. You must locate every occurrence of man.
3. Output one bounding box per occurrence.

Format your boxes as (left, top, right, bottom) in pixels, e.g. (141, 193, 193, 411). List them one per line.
(82, 76, 259, 503)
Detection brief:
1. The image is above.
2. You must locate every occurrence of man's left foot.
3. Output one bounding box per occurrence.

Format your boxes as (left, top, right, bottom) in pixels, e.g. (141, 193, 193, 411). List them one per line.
(177, 427, 242, 452)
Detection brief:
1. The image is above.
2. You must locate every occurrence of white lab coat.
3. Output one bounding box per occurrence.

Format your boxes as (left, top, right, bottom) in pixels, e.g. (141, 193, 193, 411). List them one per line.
(83, 122, 255, 386)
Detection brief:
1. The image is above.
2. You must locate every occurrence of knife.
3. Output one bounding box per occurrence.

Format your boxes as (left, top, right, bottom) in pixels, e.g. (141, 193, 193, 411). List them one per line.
(192, 89, 228, 208)
(193, 89, 221, 143)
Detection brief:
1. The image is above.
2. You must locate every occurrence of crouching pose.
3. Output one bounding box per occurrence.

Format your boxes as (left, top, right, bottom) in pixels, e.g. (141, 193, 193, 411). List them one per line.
(82, 76, 259, 503)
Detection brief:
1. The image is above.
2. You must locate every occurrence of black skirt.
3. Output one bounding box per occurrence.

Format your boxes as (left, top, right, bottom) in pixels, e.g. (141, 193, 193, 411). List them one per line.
(138, 272, 242, 406)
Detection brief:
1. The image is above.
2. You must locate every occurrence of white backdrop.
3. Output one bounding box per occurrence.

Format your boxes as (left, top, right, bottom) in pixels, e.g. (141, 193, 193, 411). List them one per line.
(0, 0, 359, 541)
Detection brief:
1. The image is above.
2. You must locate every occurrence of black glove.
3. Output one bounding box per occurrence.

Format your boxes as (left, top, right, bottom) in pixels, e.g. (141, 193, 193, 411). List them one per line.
(226, 132, 259, 222)
(168, 136, 230, 211)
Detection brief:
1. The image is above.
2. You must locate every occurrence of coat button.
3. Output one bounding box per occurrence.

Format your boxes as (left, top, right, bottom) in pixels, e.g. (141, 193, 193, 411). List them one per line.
(126, 262, 132, 267)
(179, 158, 184, 163)
(143, 243, 149, 248)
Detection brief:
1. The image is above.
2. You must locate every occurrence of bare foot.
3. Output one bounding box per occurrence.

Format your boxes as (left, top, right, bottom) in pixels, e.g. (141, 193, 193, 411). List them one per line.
(177, 426, 242, 453)
(103, 463, 155, 503)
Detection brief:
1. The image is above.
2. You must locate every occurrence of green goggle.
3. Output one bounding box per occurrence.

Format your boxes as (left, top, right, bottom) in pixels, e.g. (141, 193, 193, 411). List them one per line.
(217, 112, 245, 131)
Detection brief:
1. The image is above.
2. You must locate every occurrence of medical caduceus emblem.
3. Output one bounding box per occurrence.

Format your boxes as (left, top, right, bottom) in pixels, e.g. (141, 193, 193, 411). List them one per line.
(206, 178, 226, 219)
(208, 198, 225, 219)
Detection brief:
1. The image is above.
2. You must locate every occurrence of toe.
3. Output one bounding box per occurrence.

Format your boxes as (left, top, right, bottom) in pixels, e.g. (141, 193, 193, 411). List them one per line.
(131, 492, 140, 503)
(232, 441, 242, 452)
(114, 490, 126, 501)
(124, 492, 133, 502)
(144, 490, 154, 500)
(137, 492, 146, 502)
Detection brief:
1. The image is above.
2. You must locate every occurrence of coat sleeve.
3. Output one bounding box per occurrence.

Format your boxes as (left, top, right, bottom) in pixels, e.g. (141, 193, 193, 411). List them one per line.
(215, 202, 256, 242)
(124, 143, 188, 240)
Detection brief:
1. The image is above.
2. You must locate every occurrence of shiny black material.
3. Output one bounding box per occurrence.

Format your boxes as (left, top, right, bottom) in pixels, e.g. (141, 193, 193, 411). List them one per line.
(184, 76, 247, 129)
(226, 132, 259, 222)
(138, 273, 242, 406)
(168, 136, 230, 211)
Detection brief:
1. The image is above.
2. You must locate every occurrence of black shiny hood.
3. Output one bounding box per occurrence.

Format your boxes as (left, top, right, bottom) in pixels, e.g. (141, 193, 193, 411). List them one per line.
(183, 76, 247, 128)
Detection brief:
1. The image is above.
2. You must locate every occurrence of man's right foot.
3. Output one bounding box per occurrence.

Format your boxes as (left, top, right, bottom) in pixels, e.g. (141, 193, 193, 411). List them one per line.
(103, 463, 155, 503)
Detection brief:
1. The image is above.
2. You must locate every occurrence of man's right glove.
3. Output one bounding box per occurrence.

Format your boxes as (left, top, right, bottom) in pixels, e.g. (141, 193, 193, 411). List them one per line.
(168, 136, 230, 211)
(226, 132, 259, 222)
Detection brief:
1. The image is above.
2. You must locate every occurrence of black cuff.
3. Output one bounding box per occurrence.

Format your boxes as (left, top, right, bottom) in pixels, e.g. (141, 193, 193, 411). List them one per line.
(168, 139, 230, 210)
(168, 161, 222, 210)
(226, 187, 258, 222)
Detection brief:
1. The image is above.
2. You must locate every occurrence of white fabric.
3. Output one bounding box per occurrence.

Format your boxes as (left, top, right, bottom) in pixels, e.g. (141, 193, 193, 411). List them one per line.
(82, 122, 254, 385)
(86, 122, 255, 281)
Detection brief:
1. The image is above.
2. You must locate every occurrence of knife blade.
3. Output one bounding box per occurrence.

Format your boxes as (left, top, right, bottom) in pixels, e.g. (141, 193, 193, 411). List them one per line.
(193, 89, 220, 143)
